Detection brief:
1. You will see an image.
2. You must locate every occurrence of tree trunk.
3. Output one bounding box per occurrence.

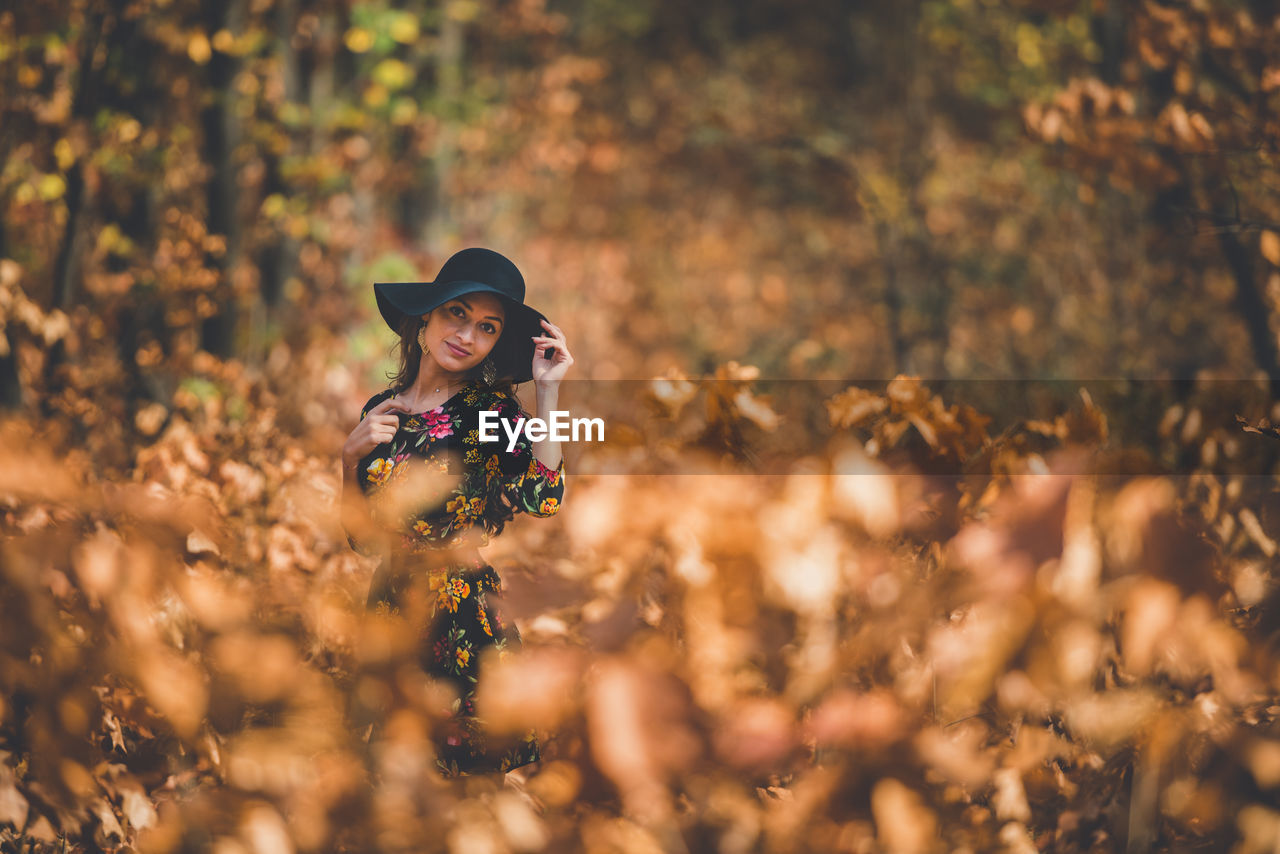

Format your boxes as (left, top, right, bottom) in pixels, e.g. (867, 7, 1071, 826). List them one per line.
(199, 0, 247, 359)
(51, 5, 109, 312)
(876, 223, 910, 375)
(51, 161, 86, 312)
(1220, 229, 1280, 398)
(247, 0, 304, 366)
(423, 2, 464, 250)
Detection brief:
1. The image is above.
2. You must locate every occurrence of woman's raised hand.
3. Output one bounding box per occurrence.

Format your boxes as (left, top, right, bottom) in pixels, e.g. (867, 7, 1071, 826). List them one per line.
(342, 396, 412, 469)
(531, 318, 574, 388)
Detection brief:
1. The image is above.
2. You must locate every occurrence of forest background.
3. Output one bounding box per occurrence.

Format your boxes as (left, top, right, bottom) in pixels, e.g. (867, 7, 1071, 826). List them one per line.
(3, 0, 1280, 852)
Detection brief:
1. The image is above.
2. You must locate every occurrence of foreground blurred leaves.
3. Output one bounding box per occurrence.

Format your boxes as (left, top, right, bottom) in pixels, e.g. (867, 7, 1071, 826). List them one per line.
(2, 366, 1280, 852)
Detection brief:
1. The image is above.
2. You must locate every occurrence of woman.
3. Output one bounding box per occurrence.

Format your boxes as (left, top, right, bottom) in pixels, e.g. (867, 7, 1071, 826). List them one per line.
(340, 247, 572, 781)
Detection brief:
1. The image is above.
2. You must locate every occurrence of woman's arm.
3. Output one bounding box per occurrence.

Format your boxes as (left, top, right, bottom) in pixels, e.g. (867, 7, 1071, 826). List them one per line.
(341, 389, 399, 555)
(490, 392, 565, 518)
(529, 383, 563, 471)
(528, 317, 573, 473)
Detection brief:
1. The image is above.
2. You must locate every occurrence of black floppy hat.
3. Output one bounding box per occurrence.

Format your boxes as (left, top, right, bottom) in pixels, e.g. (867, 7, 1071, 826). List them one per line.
(374, 247, 549, 384)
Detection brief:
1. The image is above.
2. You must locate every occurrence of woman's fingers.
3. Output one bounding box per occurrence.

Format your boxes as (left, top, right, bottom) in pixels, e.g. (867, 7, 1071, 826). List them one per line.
(532, 335, 571, 353)
(532, 321, 573, 378)
(534, 339, 570, 361)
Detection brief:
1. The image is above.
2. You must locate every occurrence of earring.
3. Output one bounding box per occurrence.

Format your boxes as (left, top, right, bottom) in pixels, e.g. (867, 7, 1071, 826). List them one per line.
(417, 326, 429, 353)
(481, 357, 497, 385)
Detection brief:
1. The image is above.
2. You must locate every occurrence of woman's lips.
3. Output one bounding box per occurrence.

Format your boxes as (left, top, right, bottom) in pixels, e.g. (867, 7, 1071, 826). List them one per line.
(446, 341, 469, 357)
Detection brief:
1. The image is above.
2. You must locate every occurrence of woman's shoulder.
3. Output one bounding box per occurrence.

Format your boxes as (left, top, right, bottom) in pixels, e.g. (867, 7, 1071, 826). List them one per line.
(466, 384, 521, 413)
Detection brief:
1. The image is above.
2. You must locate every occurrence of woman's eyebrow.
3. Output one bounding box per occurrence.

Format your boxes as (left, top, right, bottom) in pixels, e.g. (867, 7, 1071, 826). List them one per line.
(455, 298, 503, 323)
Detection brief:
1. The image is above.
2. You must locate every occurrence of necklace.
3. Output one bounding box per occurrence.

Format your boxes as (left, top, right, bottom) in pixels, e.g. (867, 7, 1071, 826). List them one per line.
(401, 381, 455, 413)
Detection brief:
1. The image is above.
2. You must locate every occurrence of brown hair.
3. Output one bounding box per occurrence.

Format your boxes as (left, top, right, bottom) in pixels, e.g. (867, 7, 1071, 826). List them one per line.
(384, 311, 518, 399)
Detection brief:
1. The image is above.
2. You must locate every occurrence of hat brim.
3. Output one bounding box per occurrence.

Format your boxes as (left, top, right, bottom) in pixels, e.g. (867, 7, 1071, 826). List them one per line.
(374, 279, 548, 384)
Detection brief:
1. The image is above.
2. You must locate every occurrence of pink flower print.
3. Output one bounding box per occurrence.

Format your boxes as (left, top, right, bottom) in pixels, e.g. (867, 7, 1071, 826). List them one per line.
(421, 407, 454, 439)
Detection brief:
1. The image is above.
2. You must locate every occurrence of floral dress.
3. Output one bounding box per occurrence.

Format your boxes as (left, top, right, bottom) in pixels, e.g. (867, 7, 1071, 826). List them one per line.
(348, 380, 565, 778)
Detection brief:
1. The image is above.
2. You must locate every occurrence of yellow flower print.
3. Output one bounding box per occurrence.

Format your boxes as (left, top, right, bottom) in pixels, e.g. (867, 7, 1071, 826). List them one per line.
(465, 448, 481, 463)
(432, 575, 471, 613)
(546, 466, 561, 487)
(455, 646, 470, 668)
(464, 430, 479, 445)
(366, 458, 394, 485)
(539, 497, 559, 515)
(449, 494, 486, 521)
(477, 607, 493, 637)
(413, 519, 432, 537)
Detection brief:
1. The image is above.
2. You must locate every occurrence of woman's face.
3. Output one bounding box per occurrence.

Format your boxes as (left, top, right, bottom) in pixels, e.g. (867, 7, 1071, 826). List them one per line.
(419, 291, 506, 373)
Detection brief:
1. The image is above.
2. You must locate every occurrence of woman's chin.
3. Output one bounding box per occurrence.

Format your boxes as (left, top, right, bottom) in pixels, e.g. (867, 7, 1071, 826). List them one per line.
(428, 354, 474, 373)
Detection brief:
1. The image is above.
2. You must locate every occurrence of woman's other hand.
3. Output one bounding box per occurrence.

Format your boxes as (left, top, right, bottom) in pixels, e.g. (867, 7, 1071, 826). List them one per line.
(530, 318, 573, 389)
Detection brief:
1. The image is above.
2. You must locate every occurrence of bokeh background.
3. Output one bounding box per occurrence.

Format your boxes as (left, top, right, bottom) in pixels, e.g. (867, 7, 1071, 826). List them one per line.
(4, 0, 1280, 851)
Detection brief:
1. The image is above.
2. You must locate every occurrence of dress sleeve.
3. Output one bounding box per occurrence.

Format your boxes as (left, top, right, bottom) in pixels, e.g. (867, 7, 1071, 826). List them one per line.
(346, 389, 394, 555)
(488, 393, 565, 518)
(355, 389, 396, 491)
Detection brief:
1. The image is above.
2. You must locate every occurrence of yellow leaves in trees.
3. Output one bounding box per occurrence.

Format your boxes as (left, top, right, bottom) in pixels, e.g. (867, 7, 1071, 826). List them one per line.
(187, 31, 212, 65)
(343, 27, 374, 54)
(54, 137, 74, 171)
(363, 83, 389, 109)
(388, 12, 420, 44)
(445, 1, 481, 23)
(372, 58, 413, 91)
(1261, 231, 1280, 267)
(35, 173, 65, 201)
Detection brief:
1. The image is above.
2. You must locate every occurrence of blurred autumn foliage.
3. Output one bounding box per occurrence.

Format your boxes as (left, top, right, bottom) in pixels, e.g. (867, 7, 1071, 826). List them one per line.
(5, 0, 1280, 852)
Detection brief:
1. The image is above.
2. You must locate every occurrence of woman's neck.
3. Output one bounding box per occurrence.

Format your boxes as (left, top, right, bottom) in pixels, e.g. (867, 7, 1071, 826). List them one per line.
(407, 354, 467, 401)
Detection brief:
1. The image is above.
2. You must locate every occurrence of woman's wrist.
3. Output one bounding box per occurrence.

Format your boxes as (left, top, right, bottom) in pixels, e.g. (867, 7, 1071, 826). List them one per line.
(533, 383, 559, 411)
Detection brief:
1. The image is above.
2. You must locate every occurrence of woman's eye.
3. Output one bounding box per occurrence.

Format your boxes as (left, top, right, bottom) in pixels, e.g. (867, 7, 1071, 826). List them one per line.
(481, 323, 496, 334)
(450, 305, 464, 317)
